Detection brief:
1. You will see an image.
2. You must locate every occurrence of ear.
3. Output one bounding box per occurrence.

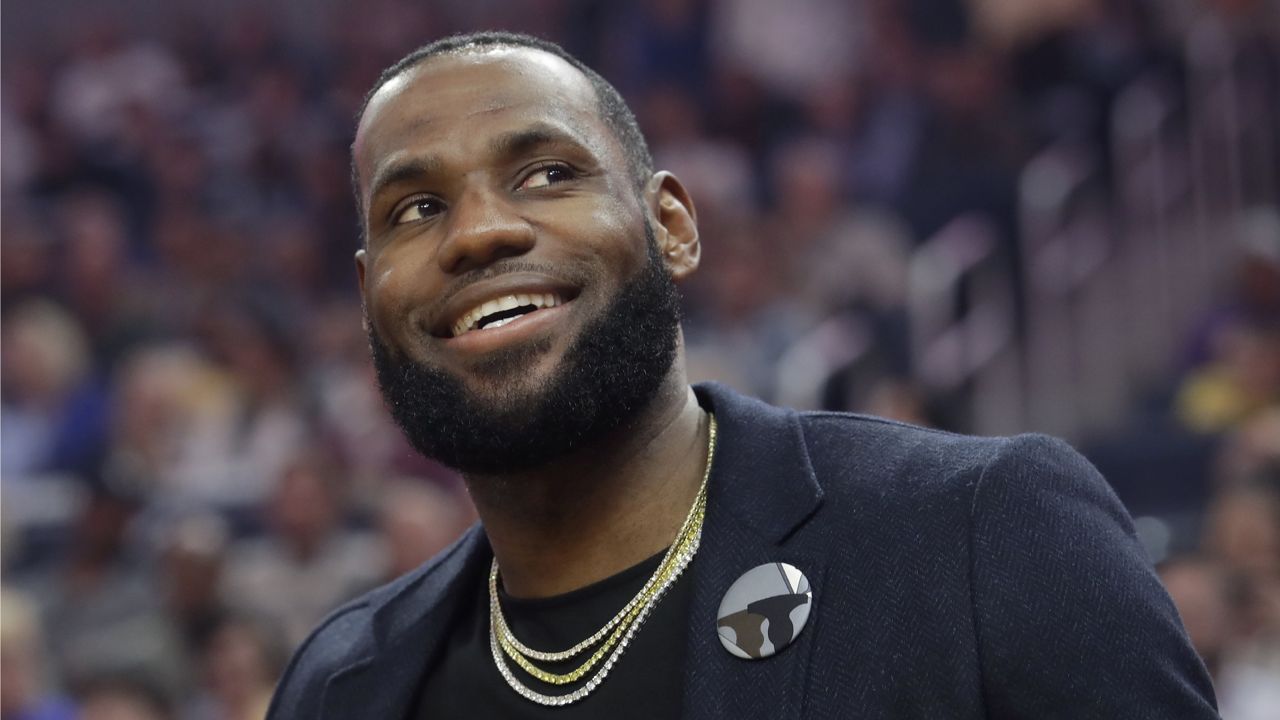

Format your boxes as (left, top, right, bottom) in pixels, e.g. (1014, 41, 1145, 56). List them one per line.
(355, 249, 370, 331)
(355, 249, 368, 294)
(646, 171, 700, 282)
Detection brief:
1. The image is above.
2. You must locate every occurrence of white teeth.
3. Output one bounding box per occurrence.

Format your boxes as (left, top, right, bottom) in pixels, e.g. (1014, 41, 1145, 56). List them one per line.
(451, 292, 563, 337)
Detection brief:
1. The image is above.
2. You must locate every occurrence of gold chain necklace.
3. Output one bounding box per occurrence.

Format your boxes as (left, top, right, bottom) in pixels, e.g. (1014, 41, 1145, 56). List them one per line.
(488, 413, 717, 706)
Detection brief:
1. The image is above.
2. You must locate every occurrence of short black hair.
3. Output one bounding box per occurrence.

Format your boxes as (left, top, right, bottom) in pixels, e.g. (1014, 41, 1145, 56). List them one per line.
(351, 31, 654, 235)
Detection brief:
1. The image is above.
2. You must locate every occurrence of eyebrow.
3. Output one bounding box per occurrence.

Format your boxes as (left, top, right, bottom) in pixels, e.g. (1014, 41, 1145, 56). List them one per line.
(366, 155, 444, 210)
(488, 123, 590, 160)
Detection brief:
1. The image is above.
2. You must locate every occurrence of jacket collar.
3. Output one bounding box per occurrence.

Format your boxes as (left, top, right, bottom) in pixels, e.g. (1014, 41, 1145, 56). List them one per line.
(682, 382, 826, 719)
(318, 526, 490, 720)
(693, 382, 824, 543)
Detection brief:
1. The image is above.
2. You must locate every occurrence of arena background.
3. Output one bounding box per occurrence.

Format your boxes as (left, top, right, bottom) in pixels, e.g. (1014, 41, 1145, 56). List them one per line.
(2, 0, 1278, 717)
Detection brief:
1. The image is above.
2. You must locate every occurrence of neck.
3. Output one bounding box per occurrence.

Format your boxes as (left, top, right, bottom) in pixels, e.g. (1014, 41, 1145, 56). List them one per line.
(466, 373, 709, 599)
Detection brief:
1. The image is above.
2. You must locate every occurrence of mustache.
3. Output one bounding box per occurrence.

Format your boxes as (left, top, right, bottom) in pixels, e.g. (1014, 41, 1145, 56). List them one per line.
(444, 260, 561, 289)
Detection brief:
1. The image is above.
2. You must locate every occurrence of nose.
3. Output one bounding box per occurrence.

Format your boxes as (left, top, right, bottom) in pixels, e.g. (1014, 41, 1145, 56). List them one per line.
(436, 186, 535, 274)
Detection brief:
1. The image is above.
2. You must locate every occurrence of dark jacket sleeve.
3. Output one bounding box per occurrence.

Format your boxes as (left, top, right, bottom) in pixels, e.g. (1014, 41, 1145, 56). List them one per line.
(969, 434, 1218, 719)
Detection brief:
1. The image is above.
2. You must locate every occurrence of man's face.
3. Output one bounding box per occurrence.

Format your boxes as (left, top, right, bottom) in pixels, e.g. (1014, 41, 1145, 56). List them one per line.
(353, 48, 686, 473)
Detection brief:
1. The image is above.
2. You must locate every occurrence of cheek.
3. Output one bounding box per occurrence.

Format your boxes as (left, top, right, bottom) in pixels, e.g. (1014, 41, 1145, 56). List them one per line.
(584, 196, 630, 233)
(365, 246, 438, 339)
(570, 200, 650, 276)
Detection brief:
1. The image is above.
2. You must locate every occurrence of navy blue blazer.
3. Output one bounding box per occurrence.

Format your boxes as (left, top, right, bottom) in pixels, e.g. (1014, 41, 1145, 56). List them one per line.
(268, 383, 1218, 719)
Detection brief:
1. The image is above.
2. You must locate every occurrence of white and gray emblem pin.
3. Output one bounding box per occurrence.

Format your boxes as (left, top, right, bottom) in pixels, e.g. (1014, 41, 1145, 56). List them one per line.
(716, 562, 812, 659)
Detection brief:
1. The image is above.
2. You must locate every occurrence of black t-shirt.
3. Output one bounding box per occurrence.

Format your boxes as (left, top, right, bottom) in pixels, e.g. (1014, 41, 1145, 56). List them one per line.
(413, 550, 693, 719)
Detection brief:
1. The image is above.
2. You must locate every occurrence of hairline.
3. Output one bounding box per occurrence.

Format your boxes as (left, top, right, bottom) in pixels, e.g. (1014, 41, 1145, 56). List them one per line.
(350, 34, 654, 245)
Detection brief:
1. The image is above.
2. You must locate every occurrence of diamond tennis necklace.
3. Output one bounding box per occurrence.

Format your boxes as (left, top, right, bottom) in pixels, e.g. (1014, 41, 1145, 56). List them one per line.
(488, 413, 717, 706)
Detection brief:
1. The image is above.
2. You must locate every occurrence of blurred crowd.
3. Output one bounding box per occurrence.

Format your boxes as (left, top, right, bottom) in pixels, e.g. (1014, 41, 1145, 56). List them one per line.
(2, 0, 1278, 718)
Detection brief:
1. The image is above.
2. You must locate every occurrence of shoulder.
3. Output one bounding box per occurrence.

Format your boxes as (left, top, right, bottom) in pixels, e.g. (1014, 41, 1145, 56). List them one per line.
(796, 411, 1139, 566)
(799, 409, 1004, 466)
(794, 411, 1217, 714)
(795, 409, 1012, 505)
(796, 410, 1113, 511)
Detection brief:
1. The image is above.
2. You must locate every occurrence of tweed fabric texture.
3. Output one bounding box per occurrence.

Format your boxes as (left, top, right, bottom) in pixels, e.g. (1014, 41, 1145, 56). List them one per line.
(267, 383, 1217, 719)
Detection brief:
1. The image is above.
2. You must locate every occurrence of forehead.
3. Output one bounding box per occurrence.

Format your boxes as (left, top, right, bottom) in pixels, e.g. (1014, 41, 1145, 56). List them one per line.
(354, 47, 609, 185)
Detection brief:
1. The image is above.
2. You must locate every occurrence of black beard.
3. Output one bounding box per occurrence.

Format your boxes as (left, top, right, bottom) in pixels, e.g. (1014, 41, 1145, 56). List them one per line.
(368, 233, 681, 474)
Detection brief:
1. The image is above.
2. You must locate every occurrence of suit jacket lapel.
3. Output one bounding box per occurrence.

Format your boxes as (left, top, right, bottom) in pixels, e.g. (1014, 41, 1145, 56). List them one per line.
(318, 527, 490, 720)
(684, 384, 827, 720)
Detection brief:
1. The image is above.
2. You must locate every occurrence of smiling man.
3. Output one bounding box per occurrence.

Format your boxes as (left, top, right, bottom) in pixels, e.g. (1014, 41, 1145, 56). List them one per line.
(267, 32, 1217, 719)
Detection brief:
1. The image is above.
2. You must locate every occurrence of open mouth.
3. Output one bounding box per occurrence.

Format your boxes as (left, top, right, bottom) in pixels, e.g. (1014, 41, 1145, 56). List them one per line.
(449, 292, 567, 338)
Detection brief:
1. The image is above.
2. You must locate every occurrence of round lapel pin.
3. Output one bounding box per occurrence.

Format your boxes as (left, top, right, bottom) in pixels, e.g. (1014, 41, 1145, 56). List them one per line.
(716, 562, 812, 659)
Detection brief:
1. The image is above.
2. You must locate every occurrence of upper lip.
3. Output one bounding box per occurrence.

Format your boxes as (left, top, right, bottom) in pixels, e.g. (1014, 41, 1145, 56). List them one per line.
(430, 273, 580, 338)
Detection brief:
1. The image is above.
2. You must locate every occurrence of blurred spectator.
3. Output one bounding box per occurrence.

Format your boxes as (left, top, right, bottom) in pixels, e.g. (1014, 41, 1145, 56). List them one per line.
(75, 675, 175, 720)
(897, 44, 1021, 247)
(1, 299, 108, 481)
(300, 300, 456, 500)
(643, 83, 753, 218)
(50, 20, 186, 149)
(860, 377, 938, 427)
(712, 0, 866, 101)
(0, 209, 56, 307)
(163, 302, 311, 509)
(967, 0, 1098, 50)
(1183, 225, 1280, 373)
(101, 345, 228, 508)
(1176, 319, 1280, 433)
(1215, 408, 1280, 490)
(221, 453, 382, 649)
(763, 137, 915, 316)
(186, 615, 284, 720)
(32, 482, 187, 699)
(1160, 556, 1233, 678)
(56, 191, 167, 364)
(158, 514, 231, 656)
(682, 216, 811, 402)
(0, 589, 77, 720)
(601, 0, 713, 97)
(376, 478, 476, 582)
(1203, 483, 1280, 591)
(1198, 478, 1280, 718)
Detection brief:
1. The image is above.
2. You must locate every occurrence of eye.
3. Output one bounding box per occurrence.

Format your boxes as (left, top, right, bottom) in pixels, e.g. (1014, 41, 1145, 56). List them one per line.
(517, 162, 577, 191)
(393, 196, 445, 225)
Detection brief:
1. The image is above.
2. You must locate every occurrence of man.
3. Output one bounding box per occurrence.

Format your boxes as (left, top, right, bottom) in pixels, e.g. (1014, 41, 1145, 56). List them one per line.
(268, 32, 1217, 718)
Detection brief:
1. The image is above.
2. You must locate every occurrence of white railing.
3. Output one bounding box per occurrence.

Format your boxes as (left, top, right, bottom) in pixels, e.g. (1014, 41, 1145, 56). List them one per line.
(907, 214, 1019, 434)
